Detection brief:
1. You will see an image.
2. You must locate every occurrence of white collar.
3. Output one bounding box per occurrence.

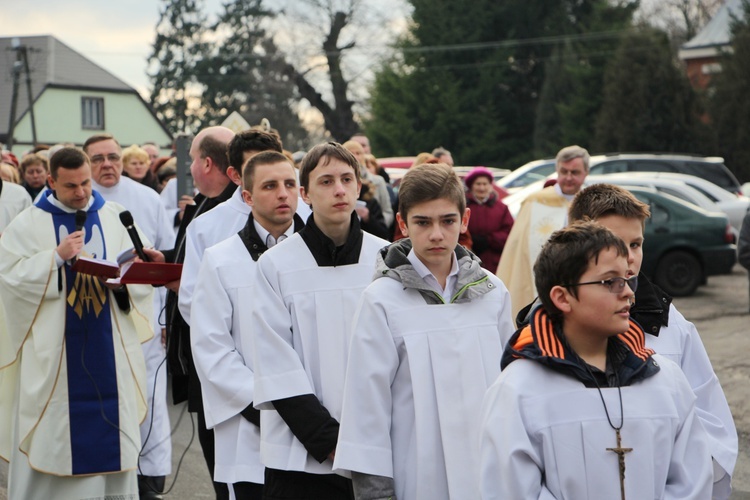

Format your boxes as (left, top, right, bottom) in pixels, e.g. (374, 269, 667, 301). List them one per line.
(46, 192, 95, 213)
(407, 247, 460, 301)
(253, 218, 295, 248)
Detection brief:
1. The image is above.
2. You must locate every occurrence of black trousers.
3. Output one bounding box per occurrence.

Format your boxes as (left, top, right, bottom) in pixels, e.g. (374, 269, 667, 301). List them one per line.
(262, 468, 354, 500)
(196, 409, 230, 500)
(234, 481, 263, 499)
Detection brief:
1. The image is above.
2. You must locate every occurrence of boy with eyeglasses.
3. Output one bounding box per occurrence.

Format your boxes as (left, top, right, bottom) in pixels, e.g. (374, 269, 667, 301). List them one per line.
(479, 221, 712, 499)
(564, 183, 738, 498)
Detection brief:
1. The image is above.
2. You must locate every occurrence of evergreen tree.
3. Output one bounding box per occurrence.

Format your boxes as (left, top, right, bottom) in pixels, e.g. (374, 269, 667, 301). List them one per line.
(710, 0, 750, 182)
(593, 26, 705, 154)
(366, 0, 635, 167)
(533, 2, 635, 157)
(148, 0, 209, 134)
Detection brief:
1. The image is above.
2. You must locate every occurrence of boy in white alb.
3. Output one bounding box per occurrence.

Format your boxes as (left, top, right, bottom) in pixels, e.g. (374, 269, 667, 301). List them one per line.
(249, 143, 389, 499)
(190, 152, 305, 499)
(333, 163, 515, 500)
(566, 183, 737, 498)
(479, 222, 712, 499)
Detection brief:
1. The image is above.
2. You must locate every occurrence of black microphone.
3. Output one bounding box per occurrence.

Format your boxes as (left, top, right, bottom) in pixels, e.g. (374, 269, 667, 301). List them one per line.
(70, 210, 87, 265)
(119, 211, 150, 262)
(75, 210, 87, 232)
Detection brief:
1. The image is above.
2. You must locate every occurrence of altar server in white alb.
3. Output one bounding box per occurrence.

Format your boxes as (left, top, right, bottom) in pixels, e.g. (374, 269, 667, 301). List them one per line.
(567, 183, 737, 499)
(84, 134, 176, 499)
(333, 163, 515, 500)
(0, 147, 153, 500)
(479, 222, 712, 499)
(191, 151, 305, 499)
(250, 142, 388, 499)
(179, 129, 311, 327)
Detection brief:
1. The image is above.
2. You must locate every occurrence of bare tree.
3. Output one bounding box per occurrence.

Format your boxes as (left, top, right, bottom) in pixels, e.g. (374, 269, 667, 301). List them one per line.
(270, 0, 409, 141)
(637, 0, 725, 44)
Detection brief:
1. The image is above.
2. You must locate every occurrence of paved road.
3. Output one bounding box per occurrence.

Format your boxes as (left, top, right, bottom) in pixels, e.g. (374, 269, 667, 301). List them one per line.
(2, 266, 750, 499)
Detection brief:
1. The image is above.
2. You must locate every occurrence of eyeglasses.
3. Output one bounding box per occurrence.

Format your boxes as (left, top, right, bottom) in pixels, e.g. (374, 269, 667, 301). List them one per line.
(90, 154, 121, 166)
(561, 276, 638, 294)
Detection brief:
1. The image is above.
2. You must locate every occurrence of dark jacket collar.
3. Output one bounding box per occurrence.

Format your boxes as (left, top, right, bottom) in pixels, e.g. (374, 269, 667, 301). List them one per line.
(501, 307, 660, 388)
(238, 212, 306, 261)
(630, 272, 672, 337)
(299, 211, 364, 267)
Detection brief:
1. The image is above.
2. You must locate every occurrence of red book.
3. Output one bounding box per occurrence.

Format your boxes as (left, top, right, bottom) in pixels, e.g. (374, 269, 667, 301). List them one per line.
(118, 262, 183, 285)
(71, 257, 120, 279)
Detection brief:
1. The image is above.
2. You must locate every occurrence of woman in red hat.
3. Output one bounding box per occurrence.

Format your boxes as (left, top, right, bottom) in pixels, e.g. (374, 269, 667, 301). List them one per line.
(464, 167, 514, 273)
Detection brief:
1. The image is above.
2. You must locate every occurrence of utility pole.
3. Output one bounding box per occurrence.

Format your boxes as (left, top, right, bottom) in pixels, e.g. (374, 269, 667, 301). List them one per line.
(6, 37, 38, 151)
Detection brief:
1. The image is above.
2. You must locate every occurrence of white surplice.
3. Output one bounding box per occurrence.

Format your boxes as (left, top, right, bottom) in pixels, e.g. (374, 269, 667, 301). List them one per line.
(479, 354, 713, 499)
(0, 181, 31, 234)
(178, 186, 311, 325)
(646, 305, 738, 498)
(333, 271, 514, 500)
(190, 222, 292, 485)
(250, 232, 388, 475)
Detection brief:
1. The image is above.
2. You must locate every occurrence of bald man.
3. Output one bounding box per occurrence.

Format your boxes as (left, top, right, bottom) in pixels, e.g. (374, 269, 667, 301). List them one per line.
(162, 126, 237, 500)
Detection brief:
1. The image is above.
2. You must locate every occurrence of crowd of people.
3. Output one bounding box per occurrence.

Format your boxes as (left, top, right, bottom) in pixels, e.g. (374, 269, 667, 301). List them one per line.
(0, 127, 739, 500)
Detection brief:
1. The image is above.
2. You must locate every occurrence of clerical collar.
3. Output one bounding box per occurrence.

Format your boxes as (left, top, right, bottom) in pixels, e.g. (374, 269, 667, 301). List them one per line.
(253, 218, 295, 249)
(406, 248, 459, 302)
(46, 192, 95, 213)
(553, 183, 576, 201)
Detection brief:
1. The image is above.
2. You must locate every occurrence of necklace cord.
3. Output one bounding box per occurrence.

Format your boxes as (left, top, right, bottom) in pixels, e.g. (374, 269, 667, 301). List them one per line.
(583, 362, 624, 430)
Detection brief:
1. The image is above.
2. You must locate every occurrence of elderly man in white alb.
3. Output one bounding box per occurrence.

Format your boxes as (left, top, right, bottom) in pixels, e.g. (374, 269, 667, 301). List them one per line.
(84, 134, 175, 499)
(496, 145, 589, 320)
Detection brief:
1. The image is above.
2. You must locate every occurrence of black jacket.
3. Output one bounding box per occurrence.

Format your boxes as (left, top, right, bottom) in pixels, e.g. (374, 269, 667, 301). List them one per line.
(165, 181, 236, 408)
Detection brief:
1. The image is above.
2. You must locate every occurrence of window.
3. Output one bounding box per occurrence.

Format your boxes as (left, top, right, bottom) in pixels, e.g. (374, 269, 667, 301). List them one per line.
(590, 160, 627, 174)
(81, 97, 104, 130)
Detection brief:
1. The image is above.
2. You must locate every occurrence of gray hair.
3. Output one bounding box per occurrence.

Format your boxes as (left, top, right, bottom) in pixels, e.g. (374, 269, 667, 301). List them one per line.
(556, 145, 590, 171)
(431, 146, 451, 159)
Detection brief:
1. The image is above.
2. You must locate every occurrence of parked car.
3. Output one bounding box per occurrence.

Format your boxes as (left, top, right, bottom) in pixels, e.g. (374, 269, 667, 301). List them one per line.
(625, 186, 736, 297)
(498, 152, 743, 196)
(495, 159, 556, 193)
(500, 181, 736, 296)
(387, 166, 510, 198)
(588, 153, 743, 195)
(377, 157, 416, 169)
(596, 172, 750, 239)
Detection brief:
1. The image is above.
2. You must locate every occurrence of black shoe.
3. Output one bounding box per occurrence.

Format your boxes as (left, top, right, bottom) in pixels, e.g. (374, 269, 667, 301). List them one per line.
(138, 475, 166, 499)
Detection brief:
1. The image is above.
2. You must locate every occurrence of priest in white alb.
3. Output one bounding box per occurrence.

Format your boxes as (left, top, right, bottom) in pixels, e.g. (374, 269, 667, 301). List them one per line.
(496, 145, 590, 320)
(0, 147, 153, 500)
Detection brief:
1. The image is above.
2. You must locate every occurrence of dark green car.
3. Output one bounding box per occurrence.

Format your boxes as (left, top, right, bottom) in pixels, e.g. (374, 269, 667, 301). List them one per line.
(628, 186, 736, 297)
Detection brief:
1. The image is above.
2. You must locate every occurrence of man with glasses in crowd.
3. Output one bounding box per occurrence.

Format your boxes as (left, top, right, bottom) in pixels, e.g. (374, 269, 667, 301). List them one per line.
(84, 135, 175, 499)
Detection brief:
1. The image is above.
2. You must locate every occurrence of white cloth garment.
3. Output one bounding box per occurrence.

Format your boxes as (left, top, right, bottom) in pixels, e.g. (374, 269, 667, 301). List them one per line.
(250, 232, 388, 475)
(0, 199, 152, 499)
(0, 181, 31, 234)
(159, 177, 180, 226)
(646, 305, 738, 499)
(178, 186, 311, 325)
(190, 234, 265, 484)
(333, 271, 514, 500)
(478, 354, 713, 499)
(93, 177, 175, 476)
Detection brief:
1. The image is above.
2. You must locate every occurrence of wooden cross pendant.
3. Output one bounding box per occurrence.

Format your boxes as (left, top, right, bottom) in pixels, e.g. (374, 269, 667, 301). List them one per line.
(606, 428, 633, 500)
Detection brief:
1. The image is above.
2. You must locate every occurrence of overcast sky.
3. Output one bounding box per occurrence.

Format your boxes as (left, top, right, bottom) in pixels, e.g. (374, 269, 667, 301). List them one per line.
(2, 0, 701, 101)
(2, 0, 226, 94)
